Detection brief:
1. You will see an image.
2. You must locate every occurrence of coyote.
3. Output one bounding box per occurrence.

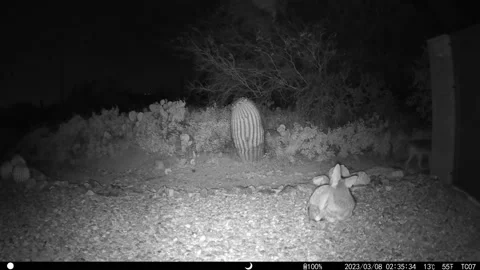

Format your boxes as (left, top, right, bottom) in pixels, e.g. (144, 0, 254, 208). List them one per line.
(404, 139, 431, 170)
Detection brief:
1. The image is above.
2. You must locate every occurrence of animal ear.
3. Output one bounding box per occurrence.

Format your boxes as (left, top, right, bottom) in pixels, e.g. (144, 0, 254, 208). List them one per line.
(330, 164, 341, 187)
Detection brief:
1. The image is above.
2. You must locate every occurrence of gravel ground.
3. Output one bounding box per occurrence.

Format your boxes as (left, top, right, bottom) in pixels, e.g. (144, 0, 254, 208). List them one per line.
(1, 174, 479, 261)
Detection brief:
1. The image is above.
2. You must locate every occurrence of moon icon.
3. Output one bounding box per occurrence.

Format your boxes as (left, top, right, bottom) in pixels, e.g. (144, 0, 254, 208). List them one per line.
(245, 262, 253, 270)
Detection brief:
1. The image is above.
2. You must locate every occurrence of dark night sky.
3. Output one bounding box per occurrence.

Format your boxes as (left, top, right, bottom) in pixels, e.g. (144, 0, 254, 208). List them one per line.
(0, 0, 477, 109)
(0, 1, 216, 108)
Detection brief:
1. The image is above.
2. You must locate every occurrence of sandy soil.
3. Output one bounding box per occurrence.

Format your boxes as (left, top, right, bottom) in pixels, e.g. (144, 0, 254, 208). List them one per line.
(1, 146, 479, 261)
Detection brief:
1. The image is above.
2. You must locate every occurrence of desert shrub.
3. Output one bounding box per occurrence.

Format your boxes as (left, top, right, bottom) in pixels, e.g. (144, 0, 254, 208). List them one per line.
(134, 100, 187, 156)
(12, 101, 188, 164)
(326, 114, 390, 158)
(10, 116, 85, 164)
(88, 107, 133, 139)
(48, 115, 89, 163)
(180, 22, 343, 109)
(268, 113, 390, 162)
(18, 107, 137, 164)
(296, 72, 397, 128)
(273, 123, 334, 162)
(84, 107, 133, 158)
(181, 20, 398, 128)
(261, 106, 306, 131)
(185, 104, 231, 153)
(12, 126, 52, 161)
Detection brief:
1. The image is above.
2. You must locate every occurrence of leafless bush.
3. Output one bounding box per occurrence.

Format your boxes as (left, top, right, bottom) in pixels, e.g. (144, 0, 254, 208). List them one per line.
(179, 21, 395, 127)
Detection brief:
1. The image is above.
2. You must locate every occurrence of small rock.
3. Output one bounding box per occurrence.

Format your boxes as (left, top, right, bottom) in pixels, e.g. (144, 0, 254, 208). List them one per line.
(355, 171, 371, 185)
(381, 178, 390, 185)
(297, 183, 316, 193)
(344, 175, 358, 188)
(279, 185, 297, 195)
(155, 160, 165, 170)
(200, 188, 208, 198)
(313, 175, 330, 186)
